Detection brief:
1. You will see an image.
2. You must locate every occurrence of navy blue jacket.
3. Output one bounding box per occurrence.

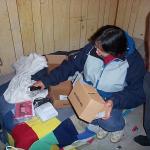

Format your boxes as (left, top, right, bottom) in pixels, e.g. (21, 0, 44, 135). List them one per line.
(32, 35, 146, 110)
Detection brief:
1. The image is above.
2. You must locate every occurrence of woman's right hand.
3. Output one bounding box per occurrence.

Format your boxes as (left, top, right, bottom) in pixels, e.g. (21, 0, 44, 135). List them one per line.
(33, 80, 45, 90)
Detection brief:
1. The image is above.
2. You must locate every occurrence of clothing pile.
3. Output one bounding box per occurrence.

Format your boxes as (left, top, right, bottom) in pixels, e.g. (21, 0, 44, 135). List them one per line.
(4, 53, 48, 104)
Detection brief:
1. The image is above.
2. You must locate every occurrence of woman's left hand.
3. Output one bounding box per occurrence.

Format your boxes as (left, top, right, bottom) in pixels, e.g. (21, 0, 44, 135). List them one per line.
(102, 100, 113, 120)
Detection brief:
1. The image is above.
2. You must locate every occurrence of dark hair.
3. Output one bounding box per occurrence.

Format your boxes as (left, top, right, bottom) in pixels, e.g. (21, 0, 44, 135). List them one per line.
(89, 25, 127, 56)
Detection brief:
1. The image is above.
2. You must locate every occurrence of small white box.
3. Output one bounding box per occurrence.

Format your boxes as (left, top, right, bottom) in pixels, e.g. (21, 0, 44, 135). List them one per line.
(35, 102, 58, 121)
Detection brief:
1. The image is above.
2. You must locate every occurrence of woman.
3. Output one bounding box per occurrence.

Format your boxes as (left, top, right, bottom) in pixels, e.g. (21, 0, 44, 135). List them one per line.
(32, 25, 145, 145)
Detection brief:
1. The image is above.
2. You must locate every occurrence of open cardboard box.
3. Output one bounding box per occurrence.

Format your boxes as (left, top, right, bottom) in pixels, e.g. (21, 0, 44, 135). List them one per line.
(48, 80, 72, 108)
(46, 54, 72, 108)
(45, 54, 68, 72)
(68, 81, 105, 122)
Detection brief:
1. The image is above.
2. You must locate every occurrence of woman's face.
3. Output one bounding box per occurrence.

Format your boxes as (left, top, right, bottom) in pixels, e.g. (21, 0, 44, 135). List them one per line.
(95, 42, 109, 58)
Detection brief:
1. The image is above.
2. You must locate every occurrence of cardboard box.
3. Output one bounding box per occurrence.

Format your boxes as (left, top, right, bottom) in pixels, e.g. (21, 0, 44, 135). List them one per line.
(68, 81, 105, 122)
(48, 80, 72, 108)
(45, 54, 72, 108)
(45, 54, 68, 72)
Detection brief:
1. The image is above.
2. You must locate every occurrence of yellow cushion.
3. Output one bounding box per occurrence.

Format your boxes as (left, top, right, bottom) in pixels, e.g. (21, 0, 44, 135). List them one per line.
(26, 117, 61, 139)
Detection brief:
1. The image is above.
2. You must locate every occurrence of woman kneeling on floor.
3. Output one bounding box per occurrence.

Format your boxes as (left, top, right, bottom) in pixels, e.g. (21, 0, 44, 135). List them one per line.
(30, 25, 146, 149)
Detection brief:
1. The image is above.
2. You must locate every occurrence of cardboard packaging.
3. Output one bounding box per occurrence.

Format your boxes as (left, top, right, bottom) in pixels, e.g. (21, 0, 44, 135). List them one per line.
(48, 80, 72, 108)
(68, 81, 105, 122)
(46, 54, 72, 108)
(45, 54, 68, 72)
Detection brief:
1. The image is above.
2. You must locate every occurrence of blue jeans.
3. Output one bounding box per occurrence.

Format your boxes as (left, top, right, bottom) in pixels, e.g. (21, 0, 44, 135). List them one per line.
(91, 109, 125, 132)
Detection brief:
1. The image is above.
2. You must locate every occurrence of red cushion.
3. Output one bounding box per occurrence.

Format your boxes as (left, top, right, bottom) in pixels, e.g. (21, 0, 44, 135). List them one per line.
(12, 123, 38, 150)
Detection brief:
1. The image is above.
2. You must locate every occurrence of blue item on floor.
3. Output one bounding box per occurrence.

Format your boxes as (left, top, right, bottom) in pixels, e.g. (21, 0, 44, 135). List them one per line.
(122, 109, 134, 117)
(77, 128, 95, 140)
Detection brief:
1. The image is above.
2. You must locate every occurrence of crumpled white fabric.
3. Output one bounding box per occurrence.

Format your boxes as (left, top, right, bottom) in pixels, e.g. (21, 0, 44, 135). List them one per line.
(4, 53, 48, 103)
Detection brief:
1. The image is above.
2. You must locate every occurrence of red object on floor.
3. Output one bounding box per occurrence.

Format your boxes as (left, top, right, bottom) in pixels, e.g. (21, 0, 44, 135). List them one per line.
(87, 138, 94, 144)
(132, 125, 138, 132)
(12, 123, 38, 150)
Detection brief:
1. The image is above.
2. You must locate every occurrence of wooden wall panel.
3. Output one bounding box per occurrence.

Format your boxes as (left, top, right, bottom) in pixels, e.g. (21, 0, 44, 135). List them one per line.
(115, 0, 150, 39)
(1, 0, 149, 74)
(41, 0, 54, 54)
(32, 0, 44, 54)
(69, 0, 82, 50)
(79, 0, 88, 47)
(133, 0, 150, 39)
(86, 0, 100, 40)
(115, 0, 127, 27)
(53, 0, 70, 51)
(98, 0, 106, 27)
(0, 0, 16, 74)
(103, 0, 111, 25)
(17, 0, 35, 55)
(108, 0, 118, 25)
(98, 0, 118, 27)
(6, 0, 23, 59)
(127, 0, 141, 35)
(121, 0, 134, 31)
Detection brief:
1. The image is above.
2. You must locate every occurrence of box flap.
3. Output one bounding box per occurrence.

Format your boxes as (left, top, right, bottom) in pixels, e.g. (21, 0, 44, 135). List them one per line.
(48, 64, 60, 72)
(50, 80, 72, 93)
(46, 55, 68, 64)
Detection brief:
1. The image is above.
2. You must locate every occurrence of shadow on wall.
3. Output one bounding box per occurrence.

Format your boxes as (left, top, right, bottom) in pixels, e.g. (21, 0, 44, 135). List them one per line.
(144, 11, 150, 70)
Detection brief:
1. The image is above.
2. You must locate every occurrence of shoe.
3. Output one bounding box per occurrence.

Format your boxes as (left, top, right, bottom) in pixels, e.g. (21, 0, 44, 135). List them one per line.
(134, 135, 150, 146)
(96, 127, 108, 139)
(110, 129, 124, 143)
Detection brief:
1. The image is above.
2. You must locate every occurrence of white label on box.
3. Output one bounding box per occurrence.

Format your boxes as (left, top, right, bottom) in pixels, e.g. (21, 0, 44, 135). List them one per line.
(59, 95, 68, 101)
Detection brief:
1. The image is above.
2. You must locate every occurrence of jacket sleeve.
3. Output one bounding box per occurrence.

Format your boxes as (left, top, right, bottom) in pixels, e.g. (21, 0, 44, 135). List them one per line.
(40, 43, 92, 88)
(111, 50, 146, 109)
